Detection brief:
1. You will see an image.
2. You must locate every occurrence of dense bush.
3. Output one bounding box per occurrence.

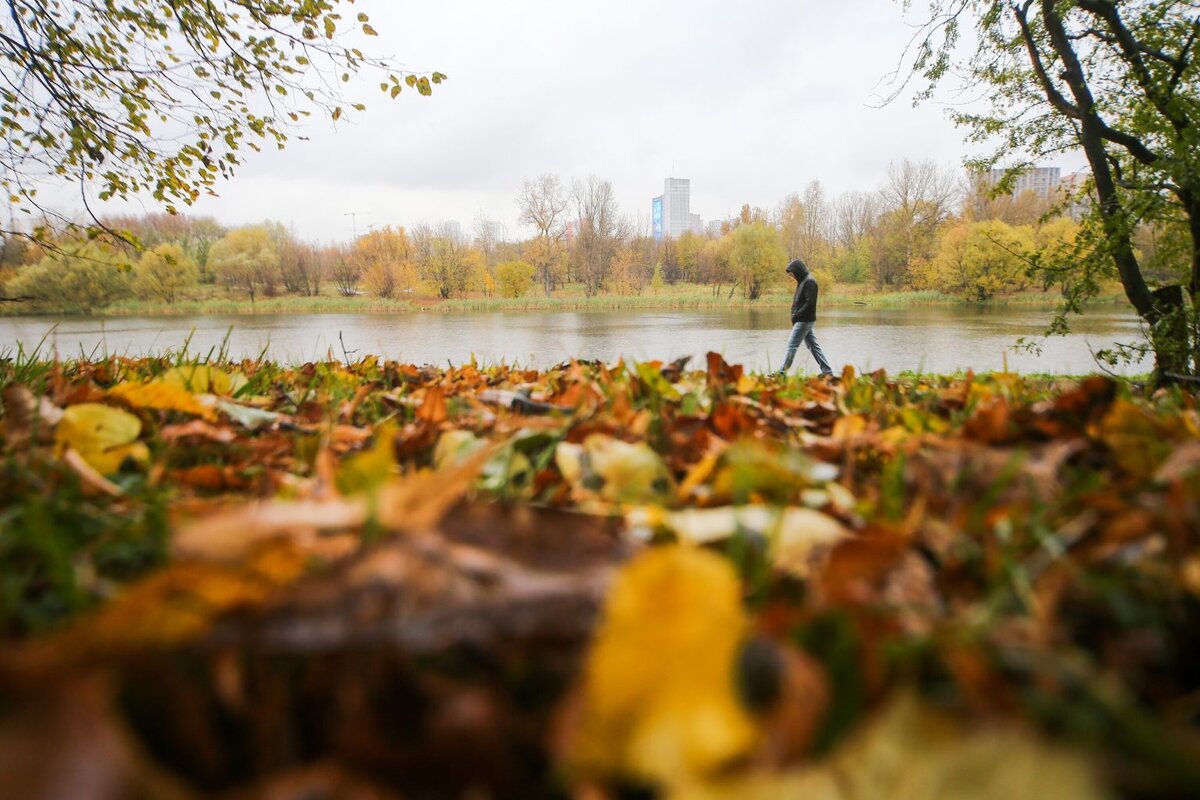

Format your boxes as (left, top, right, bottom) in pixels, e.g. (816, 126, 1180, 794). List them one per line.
(4, 244, 132, 311)
(134, 244, 199, 303)
(495, 260, 534, 298)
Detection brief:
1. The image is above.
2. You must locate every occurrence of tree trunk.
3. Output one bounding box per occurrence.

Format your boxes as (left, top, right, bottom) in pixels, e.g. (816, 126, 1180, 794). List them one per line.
(1036, 0, 1184, 373)
(1189, 202, 1200, 374)
(1150, 285, 1188, 378)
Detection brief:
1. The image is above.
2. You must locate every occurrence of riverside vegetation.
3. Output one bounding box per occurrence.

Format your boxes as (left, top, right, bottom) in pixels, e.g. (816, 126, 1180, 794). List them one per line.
(1, 349, 1198, 797)
(0, 162, 1157, 318)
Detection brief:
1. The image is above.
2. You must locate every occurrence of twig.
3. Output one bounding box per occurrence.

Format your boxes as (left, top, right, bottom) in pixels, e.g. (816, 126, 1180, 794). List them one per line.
(338, 331, 358, 367)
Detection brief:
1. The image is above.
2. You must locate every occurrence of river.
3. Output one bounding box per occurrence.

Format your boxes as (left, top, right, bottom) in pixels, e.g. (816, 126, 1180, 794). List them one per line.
(0, 306, 1150, 375)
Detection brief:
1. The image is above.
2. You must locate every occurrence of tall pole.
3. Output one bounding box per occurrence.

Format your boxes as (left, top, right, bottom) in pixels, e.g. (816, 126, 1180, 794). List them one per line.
(344, 211, 363, 240)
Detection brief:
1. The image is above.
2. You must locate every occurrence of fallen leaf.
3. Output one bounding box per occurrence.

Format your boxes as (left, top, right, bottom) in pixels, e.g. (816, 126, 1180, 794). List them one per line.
(566, 546, 758, 787)
(626, 505, 849, 578)
(160, 364, 247, 396)
(54, 403, 148, 474)
(160, 419, 236, 444)
(336, 423, 398, 495)
(217, 399, 283, 430)
(108, 379, 216, 420)
(695, 692, 1107, 800)
(556, 434, 674, 504)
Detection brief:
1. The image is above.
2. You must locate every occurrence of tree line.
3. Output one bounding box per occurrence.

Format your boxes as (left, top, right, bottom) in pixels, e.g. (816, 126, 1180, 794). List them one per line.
(1, 159, 1187, 312)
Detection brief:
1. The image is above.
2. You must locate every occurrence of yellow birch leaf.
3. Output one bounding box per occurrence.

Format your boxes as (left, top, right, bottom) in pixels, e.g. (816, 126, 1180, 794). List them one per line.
(55, 403, 148, 474)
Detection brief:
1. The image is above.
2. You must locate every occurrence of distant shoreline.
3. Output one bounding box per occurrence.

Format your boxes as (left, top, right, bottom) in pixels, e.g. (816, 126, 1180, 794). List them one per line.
(0, 285, 1129, 318)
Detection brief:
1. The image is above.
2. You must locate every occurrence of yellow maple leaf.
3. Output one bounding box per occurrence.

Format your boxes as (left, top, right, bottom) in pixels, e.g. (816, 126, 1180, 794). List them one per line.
(54, 403, 149, 474)
(568, 546, 758, 787)
(108, 379, 216, 420)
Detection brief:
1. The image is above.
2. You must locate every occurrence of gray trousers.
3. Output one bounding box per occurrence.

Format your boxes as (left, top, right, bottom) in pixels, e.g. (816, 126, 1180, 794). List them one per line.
(780, 321, 832, 374)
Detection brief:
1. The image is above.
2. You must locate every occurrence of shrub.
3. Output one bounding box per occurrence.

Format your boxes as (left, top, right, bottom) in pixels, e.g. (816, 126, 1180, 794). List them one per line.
(495, 260, 534, 298)
(5, 244, 132, 312)
(134, 244, 198, 303)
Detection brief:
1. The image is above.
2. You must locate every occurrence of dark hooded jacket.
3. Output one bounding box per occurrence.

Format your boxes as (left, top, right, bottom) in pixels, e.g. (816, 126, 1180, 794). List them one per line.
(787, 259, 818, 323)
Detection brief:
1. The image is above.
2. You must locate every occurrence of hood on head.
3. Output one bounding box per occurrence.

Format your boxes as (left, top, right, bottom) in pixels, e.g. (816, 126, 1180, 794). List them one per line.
(786, 259, 809, 280)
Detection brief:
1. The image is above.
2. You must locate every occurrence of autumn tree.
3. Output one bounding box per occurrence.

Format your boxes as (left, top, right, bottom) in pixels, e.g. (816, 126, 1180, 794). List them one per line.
(571, 177, 626, 297)
(496, 260, 534, 298)
(420, 225, 473, 299)
(963, 175, 1054, 226)
(101, 214, 228, 276)
(517, 174, 570, 295)
(134, 244, 199, 303)
(698, 235, 735, 295)
(778, 182, 834, 274)
(916, 220, 1033, 300)
(737, 204, 771, 226)
(730, 222, 786, 300)
(0, 0, 443, 266)
(1033, 216, 1086, 291)
(903, 0, 1200, 376)
(832, 191, 880, 284)
(473, 212, 502, 268)
(208, 226, 280, 302)
(674, 231, 702, 284)
(278, 240, 324, 297)
(327, 245, 361, 297)
(872, 159, 960, 288)
(353, 226, 415, 299)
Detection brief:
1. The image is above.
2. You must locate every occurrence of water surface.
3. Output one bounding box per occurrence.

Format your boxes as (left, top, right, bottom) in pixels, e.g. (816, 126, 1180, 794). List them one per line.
(0, 306, 1150, 375)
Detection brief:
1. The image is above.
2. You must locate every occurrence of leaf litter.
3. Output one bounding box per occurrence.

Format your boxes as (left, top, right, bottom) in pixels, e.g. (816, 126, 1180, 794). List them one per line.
(0, 352, 1198, 798)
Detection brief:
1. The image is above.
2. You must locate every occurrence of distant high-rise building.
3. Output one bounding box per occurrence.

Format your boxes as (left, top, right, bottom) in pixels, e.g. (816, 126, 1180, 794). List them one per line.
(652, 177, 700, 240)
(1057, 170, 1093, 220)
(987, 167, 1061, 199)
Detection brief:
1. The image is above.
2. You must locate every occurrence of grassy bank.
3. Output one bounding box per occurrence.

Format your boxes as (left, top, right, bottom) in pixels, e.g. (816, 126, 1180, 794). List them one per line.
(2, 281, 1130, 317)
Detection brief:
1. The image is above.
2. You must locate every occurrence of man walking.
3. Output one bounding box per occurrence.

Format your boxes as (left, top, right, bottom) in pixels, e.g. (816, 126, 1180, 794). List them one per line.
(776, 258, 833, 378)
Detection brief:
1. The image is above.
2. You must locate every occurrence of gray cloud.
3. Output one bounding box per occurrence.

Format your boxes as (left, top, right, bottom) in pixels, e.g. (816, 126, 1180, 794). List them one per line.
(71, 0, 1074, 241)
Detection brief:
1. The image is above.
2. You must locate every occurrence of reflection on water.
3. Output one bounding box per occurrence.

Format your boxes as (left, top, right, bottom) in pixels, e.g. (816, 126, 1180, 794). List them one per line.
(0, 305, 1150, 375)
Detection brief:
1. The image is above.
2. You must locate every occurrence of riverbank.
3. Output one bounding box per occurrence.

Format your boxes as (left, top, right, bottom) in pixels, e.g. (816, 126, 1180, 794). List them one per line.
(1, 282, 1129, 317)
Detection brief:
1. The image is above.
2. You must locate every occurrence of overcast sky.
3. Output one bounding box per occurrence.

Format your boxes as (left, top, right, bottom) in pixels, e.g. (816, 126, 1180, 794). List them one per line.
(82, 0, 1075, 242)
